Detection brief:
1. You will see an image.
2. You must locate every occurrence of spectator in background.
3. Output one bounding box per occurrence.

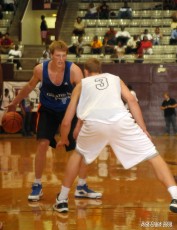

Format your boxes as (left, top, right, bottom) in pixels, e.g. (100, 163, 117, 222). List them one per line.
(134, 41, 144, 63)
(42, 44, 50, 59)
(115, 25, 131, 46)
(69, 36, 86, 58)
(0, 32, 14, 54)
(0, 4, 3, 19)
(126, 35, 140, 54)
(140, 29, 153, 41)
(8, 44, 22, 70)
(160, 92, 177, 135)
(40, 15, 48, 45)
(117, 1, 132, 19)
(100, 26, 117, 57)
(171, 11, 177, 22)
(0, 32, 3, 45)
(170, 27, 177, 45)
(37, 52, 50, 64)
(152, 27, 163, 45)
(72, 17, 85, 37)
(20, 96, 33, 137)
(85, 2, 98, 19)
(91, 35, 102, 54)
(171, 19, 177, 30)
(0, 88, 11, 133)
(0, 88, 11, 110)
(111, 41, 126, 63)
(139, 35, 153, 55)
(104, 26, 117, 44)
(98, 1, 110, 19)
(3, 0, 16, 11)
(100, 35, 115, 57)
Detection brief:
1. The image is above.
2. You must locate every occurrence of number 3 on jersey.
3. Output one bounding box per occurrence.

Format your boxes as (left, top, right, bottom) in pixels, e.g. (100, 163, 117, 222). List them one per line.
(95, 77, 109, 90)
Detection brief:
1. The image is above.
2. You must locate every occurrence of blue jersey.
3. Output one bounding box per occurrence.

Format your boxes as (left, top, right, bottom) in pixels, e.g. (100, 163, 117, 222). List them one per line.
(39, 60, 74, 112)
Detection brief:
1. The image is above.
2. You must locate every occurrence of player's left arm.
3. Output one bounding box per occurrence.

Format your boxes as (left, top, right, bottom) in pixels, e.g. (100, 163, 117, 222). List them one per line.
(59, 83, 82, 146)
(121, 80, 152, 140)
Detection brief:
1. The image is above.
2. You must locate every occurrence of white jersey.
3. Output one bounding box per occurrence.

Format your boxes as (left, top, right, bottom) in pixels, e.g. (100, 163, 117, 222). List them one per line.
(77, 73, 129, 124)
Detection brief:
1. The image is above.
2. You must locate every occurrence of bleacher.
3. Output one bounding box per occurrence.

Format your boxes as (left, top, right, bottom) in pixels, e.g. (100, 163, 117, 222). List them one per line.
(67, 0, 176, 63)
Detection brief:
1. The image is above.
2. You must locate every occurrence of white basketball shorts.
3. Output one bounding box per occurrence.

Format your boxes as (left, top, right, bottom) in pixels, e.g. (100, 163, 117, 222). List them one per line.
(76, 114, 158, 169)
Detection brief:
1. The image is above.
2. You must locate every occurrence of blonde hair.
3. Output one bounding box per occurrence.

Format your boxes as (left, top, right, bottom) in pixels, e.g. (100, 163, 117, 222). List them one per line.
(84, 58, 102, 74)
(49, 40, 68, 54)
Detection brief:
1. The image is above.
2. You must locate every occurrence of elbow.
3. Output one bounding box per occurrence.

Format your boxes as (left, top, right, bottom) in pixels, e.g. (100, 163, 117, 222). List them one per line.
(61, 120, 71, 129)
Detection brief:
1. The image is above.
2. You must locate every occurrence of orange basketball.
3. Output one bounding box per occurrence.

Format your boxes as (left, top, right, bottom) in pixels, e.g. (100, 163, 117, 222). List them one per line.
(2, 112, 23, 133)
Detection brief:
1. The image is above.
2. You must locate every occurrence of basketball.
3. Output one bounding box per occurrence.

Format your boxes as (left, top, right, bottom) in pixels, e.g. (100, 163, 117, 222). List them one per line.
(2, 112, 23, 133)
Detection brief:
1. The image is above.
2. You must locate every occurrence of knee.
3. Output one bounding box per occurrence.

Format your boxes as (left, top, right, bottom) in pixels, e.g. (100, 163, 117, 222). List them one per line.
(37, 139, 49, 153)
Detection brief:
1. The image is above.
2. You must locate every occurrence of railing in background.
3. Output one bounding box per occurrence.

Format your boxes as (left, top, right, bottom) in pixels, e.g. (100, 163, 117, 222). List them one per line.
(55, 0, 67, 40)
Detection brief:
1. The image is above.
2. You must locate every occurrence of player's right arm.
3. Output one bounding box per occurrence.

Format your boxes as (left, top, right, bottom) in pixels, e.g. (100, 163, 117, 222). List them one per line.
(7, 64, 42, 111)
(58, 83, 82, 146)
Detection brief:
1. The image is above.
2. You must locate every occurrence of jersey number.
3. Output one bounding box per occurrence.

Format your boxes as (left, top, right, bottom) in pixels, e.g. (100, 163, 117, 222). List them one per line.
(95, 77, 108, 90)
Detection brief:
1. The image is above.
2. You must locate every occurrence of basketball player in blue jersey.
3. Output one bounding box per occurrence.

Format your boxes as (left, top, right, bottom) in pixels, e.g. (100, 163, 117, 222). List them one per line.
(53, 58, 177, 213)
(7, 40, 102, 202)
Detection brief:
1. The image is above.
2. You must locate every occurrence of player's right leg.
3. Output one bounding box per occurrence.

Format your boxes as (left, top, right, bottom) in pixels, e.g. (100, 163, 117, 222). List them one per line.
(28, 139, 49, 202)
(28, 106, 62, 202)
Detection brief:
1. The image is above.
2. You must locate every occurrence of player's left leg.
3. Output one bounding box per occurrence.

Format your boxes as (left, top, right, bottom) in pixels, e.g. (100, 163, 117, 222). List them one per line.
(148, 154, 177, 213)
(53, 150, 83, 213)
(67, 117, 102, 199)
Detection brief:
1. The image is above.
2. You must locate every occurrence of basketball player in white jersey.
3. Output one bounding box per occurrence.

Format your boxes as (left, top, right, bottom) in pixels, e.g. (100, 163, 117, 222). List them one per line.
(53, 58, 177, 213)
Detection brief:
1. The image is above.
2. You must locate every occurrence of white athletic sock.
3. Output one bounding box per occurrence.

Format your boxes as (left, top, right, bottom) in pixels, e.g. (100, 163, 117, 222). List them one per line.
(77, 178, 86, 186)
(168, 186, 177, 199)
(58, 186, 70, 200)
(34, 179, 42, 185)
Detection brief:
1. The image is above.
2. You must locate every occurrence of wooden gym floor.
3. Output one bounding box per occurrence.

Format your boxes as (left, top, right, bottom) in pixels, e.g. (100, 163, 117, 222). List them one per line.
(0, 134, 177, 230)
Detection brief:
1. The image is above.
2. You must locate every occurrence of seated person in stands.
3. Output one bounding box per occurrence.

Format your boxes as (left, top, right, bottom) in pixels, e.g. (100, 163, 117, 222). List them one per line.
(42, 45, 50, 59)
(98, 1, 110, 19)
(68, 36, 85, 58)
(170, 27, 177, 45)
(115, 25, 131, 46)
(105, 26, 117, 43)
(100, 27, 117, 57)
(171, 13, 177, 30)
(1, 32, 14, 54)
(126, 35, 140, 54)
(140, 29, 152, 41)
(91, 35, 102, 54)
(8, 44, 22, 70)
(100, 35, 115, 57)
(85, 2, 98, 19)
(37, 52, 50, 64)
(0, 32, 3, 44)
(72, 17, 85, 37)
(152, 27, 163, 45)
(134, 41, 144, 63)
(111, 41, 126, 63)
(117, 1, 132, 19)
(0, 4, 3, 19)
(3, 0, 16, 11)
(139, 35, 153, 55)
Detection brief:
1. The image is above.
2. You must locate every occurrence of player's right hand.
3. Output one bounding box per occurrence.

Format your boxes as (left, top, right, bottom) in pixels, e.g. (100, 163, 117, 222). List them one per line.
(56, 139, 70, 148)
(6, 103, 17, 112)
